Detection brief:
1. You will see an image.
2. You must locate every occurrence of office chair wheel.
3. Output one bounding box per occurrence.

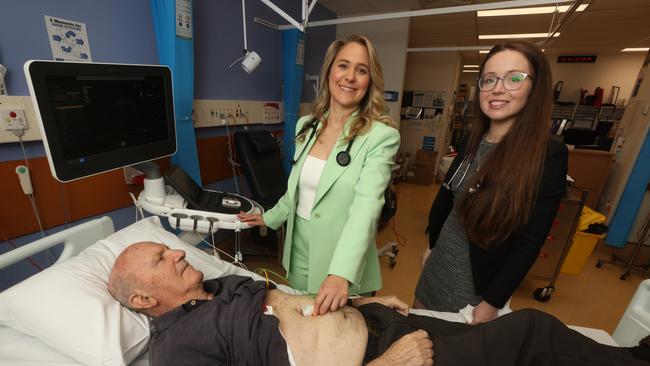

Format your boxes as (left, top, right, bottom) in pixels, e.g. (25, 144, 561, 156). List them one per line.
(596, 259, 604, 268)
(533, 287, 553, 303)
(390, 246, 399, 268)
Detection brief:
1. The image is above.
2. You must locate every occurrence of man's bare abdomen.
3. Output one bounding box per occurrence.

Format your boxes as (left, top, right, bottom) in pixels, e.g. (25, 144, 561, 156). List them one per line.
(265, 290, 368, 366)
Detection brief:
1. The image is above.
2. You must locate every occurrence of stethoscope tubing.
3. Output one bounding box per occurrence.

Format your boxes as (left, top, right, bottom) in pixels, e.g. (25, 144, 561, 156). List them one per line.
(291, 117, 354, 167)
(442, 155, 472, 191)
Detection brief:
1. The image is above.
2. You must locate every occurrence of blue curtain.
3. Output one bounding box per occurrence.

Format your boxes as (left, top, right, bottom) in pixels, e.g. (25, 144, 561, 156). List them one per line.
(606, 130, 650, 247)
(281, 29, 305, 173)
(151, 0, 201, 184)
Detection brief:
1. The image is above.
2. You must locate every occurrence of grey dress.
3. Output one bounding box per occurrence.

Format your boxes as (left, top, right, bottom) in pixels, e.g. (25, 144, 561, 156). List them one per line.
(415, 139, 496, 312)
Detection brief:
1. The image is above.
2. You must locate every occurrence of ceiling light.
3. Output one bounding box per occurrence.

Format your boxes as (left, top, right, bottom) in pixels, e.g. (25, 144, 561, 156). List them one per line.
(463, 65, 479, 68)
(477, 4, 588, 17)
(479, 50, 490, 54)
(479, 33, 560, 40)
(621, 47, 650, 52)
(463, 70, 479, 73)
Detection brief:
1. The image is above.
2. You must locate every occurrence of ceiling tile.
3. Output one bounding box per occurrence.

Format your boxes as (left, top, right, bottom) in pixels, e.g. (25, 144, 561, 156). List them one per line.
(367, 0, 422, 12)
(316, 0, 650, 54)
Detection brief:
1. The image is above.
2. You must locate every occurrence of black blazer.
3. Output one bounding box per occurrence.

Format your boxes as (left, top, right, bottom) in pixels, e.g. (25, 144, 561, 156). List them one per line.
(427, 138, 568, 308)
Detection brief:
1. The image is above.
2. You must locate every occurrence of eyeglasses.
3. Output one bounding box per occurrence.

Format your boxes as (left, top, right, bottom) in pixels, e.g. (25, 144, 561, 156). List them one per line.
(477, 71, 532, 91)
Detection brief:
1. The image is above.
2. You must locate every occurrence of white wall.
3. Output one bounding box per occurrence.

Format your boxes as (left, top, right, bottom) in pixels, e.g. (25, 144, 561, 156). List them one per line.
(600, 51, 650, 220)
(337, 19, 410, 127)
(547, 52, 646, 105)
(402, 51, 462, 161)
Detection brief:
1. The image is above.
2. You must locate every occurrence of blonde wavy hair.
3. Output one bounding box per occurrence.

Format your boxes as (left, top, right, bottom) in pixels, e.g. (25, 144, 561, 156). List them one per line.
(299, 34, 395, 142)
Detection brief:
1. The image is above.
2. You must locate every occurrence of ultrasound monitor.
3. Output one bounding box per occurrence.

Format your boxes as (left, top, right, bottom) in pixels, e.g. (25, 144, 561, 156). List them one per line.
(24, 60, 176, 182)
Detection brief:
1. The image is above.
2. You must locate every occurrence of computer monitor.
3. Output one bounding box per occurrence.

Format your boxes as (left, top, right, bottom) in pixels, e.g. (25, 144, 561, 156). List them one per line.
(24, 60, 177, 182)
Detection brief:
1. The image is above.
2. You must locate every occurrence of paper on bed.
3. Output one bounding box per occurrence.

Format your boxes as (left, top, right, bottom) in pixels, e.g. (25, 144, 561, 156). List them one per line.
(409, 303, 512, 323)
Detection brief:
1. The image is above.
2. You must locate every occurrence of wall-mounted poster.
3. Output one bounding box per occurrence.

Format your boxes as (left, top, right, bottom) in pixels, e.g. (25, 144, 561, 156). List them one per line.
(44, 15, 92, 62)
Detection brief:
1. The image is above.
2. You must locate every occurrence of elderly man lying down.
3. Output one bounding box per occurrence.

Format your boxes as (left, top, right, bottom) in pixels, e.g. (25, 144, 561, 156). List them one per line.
(108, 242, 649, 366)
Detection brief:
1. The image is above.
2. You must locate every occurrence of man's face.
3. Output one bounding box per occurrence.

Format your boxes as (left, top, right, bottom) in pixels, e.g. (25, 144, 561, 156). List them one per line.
(128, 242, 204, 308)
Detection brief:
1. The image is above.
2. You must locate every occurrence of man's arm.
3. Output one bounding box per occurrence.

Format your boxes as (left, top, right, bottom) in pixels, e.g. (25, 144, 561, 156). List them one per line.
(350, 295, 409, 316)
(349, 296, 433, 365)
(366, 330, 434, 366)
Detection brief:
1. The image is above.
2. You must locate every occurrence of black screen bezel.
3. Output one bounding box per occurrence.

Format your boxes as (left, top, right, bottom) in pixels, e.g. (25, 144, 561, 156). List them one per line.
(27, 61, 177, 182)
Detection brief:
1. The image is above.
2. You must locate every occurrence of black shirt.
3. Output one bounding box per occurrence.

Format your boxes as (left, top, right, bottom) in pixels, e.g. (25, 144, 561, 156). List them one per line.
(150, 275, 290, 366)
(428, 138, 568, 308)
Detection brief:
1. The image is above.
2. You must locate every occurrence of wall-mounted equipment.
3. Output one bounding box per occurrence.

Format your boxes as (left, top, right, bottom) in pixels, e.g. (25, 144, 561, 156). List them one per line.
(229, 0, 262, 74)
(412, 91, 446, 109)
(24, 60, 177, 182)
(384, 91, 399, 102)
(0, 64, 7, 95)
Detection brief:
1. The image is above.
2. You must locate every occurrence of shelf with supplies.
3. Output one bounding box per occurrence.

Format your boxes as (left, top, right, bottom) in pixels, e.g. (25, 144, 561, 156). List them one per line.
(551, 104, 626, 131)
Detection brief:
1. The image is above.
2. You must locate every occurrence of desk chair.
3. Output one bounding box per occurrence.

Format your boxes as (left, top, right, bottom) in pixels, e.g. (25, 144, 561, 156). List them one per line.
(234, 130, 286, 260)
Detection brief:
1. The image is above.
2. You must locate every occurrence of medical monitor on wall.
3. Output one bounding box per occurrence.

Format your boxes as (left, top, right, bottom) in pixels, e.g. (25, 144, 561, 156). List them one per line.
(24, 60, 176, 182)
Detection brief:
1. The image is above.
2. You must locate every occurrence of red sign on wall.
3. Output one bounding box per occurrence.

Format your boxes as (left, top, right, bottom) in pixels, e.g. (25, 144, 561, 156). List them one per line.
(557, 55, 597, 63)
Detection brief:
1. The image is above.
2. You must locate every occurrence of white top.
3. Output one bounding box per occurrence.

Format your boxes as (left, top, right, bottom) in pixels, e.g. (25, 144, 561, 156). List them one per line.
(296, 155, 326, 220)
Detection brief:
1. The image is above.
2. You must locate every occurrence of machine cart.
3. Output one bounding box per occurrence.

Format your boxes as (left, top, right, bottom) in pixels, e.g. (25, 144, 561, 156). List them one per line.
(526, 190, 588, 302)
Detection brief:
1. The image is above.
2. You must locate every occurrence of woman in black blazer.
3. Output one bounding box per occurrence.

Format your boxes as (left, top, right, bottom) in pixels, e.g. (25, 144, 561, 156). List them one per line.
(414, 41, 568, 324)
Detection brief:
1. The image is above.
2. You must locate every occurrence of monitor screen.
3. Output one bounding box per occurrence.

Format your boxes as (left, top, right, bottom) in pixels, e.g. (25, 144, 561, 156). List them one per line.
(24, 60, 176, 182)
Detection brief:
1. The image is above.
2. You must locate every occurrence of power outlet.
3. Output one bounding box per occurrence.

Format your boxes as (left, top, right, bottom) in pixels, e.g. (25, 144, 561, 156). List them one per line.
(261, 102, 282, 124)
(1, 108, 28, 130)
(193, 99, 285, 127)
(193, 100, 236, 127)
(233, 101, 252, 126)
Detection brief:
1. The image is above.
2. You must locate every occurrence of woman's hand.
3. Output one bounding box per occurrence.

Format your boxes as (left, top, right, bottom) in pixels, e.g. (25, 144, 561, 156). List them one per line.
(313, 274, 349, 315)
(470, 300, 498, 324)
(421, 247, 431, 269)
(236, 212, 266, 227)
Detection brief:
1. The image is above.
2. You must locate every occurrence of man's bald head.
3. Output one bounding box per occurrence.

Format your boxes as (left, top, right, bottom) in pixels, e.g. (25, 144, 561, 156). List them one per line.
(108, 242, 207, 317)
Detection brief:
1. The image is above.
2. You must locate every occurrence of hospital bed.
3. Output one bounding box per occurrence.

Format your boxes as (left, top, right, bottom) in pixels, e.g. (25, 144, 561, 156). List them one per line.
(0, 216, 622, 366)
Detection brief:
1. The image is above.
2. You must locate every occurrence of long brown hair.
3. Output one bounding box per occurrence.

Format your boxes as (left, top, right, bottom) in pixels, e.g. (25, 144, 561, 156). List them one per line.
(458, 40, 552, 248)
(298, 34, 394, 142)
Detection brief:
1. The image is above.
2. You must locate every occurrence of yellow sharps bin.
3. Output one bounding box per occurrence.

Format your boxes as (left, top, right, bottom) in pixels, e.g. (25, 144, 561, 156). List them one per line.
(560, 232, 605, 275)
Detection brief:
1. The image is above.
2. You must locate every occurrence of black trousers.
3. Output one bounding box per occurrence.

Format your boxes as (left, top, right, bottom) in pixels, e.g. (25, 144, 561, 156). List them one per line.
(358, 304, 647, 366)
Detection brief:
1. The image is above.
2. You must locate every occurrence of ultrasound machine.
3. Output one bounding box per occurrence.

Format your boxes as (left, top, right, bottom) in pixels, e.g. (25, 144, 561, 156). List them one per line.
(24, 60, 261, 259)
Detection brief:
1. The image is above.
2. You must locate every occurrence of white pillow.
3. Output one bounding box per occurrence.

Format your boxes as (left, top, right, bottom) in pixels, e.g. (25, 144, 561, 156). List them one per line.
(0, 216, 267, 366)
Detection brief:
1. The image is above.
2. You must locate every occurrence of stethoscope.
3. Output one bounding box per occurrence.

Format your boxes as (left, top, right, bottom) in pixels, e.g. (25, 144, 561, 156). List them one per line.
(290, 117, 354, 167)
(442, 154, 482, 194)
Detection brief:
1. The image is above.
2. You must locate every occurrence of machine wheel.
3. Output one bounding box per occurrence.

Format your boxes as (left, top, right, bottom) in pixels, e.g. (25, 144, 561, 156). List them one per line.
(596, 259, 604, 268)
(620, 273, 629, 281)
(533, 287, 552, 303)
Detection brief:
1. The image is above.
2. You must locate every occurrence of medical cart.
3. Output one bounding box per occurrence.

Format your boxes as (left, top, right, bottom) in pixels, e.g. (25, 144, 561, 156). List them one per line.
(526, 190, 588, 302)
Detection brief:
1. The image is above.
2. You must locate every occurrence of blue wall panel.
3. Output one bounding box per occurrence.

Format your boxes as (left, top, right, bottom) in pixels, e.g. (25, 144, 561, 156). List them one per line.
(193, 0, 335, 102)
(606, 130, 650, 247)
(0, 0, 158, 96)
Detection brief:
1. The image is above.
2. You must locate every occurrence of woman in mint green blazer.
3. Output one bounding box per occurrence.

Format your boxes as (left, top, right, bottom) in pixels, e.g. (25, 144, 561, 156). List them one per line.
(238, 35, 399, 315)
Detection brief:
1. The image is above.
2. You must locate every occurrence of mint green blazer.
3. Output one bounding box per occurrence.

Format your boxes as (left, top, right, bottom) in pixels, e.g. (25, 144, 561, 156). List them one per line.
(263, 114, 400, 294)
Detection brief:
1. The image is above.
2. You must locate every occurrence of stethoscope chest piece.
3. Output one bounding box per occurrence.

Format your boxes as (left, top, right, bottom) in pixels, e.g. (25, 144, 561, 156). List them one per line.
(336, 151, 351, 166)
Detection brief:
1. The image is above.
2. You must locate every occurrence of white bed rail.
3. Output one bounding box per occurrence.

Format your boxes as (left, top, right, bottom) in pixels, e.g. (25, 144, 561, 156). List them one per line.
(0, 216, 114, 270)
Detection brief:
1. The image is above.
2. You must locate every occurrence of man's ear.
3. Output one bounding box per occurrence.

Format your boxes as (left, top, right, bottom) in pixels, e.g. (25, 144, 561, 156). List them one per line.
(129, 292, 158, 310)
